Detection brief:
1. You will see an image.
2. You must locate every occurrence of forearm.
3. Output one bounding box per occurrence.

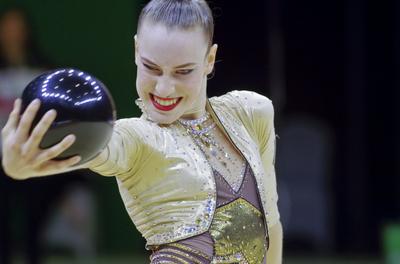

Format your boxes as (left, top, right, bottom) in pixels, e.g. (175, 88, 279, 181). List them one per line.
(267, 221, 283, 264)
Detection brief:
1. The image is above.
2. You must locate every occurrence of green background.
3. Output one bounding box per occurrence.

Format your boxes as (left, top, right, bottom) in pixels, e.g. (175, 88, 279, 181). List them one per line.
(1, 0, 146, 255)
(1, 0, 142, 118)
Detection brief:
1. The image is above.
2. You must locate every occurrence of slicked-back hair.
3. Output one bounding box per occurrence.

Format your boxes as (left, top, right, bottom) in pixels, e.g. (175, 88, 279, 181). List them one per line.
(138, 0, 214, 50)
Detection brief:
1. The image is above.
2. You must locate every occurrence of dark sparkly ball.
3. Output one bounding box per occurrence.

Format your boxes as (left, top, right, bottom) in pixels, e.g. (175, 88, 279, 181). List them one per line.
(21, 68, 116, 165)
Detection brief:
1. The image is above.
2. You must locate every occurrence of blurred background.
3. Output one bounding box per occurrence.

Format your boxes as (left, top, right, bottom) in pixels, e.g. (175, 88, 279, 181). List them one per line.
(0, 0, 398, 263)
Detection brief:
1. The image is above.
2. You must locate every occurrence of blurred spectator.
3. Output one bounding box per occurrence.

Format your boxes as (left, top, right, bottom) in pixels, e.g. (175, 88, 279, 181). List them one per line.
(0, 6, 46, 128)
(0, 6, 95, 264)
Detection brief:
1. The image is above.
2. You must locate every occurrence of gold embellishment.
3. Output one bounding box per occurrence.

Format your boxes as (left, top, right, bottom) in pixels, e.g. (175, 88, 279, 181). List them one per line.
(210, 198, 266, 264)
(168, 243, 212, 260)
(212, 252, 247, 264)
(151, 253, 190, 264)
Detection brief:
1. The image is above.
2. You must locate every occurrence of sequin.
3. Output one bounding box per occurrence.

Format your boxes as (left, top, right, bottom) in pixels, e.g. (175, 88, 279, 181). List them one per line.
(210, 198, 266, 264)
(151, 249, 206, 264)
(168, 243, 212, 261)
(151, 253, 191, 264)
(93, 91, 278, 249)
(179, 113, 248, 193)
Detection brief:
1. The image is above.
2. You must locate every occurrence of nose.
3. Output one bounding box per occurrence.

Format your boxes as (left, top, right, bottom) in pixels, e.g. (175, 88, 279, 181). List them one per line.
(154, 76, 176, 97)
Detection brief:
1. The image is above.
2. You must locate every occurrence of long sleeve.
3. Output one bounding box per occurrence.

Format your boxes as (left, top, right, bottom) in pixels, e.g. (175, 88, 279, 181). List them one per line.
(90, 118, 146, 177)
(244, 91, 282, 262)
(229, 90, 280, 227)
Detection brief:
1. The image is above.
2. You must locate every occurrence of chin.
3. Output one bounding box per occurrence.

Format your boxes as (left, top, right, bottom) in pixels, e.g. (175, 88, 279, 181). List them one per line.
(148, 111, 180, 125)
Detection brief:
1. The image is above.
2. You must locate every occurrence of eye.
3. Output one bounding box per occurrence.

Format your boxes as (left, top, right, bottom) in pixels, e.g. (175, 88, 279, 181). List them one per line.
(143, 63, 160, 72)
(176, 69, 194, 75)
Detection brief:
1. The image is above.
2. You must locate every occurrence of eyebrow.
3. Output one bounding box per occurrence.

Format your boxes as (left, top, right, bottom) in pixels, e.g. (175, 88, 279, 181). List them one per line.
(141, 56, 197, 69)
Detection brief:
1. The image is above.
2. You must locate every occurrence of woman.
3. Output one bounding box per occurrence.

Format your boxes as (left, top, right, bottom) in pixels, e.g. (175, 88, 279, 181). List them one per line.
(1, 0, 283, 263)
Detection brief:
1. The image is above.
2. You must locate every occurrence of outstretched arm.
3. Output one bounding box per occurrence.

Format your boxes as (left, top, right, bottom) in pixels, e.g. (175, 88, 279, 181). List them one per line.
(2, 98, 141, 180)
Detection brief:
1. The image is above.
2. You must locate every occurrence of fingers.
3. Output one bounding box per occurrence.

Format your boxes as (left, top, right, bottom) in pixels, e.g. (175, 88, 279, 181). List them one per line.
(22, 109, 57, 157)
(2, 99, 21, 136)
(33, 134, 77, 165)
(15, 99, 41, 142)
(39, 155, 82, 174)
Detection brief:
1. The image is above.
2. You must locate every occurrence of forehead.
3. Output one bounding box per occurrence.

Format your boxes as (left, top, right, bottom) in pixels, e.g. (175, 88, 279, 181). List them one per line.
(137, 20, 208, 65)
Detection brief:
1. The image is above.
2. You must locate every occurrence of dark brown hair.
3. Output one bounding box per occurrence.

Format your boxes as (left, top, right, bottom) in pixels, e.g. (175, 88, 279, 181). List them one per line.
(138, 0, 214, 49)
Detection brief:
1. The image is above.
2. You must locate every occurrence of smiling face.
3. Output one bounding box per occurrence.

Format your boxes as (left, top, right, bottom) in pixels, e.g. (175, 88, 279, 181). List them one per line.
(135, 19, 217, 124)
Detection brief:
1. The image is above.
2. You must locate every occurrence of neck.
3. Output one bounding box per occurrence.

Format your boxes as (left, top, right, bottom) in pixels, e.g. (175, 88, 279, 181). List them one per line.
(180, 102, 207, 120)
(180, 76, 208, 120)
(178, 111, 215, 135)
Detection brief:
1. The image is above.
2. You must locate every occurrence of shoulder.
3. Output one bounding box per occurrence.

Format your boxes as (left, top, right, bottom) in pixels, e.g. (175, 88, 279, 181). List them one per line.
(114, 117, 157, 138)
(211, 90, 274, 121)
(114, 117, 140, 133)
(115, 116, 157, 129)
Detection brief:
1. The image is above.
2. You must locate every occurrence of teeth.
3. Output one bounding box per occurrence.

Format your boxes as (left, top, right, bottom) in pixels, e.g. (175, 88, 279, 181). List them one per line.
(154, 96, 178, 106)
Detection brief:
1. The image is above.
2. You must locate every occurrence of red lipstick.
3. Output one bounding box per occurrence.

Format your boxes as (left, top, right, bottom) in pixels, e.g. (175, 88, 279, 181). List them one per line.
(151, 94, 181, 111)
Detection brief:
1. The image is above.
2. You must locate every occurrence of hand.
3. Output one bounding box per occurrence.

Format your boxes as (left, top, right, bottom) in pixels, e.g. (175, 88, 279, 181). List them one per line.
(1, 98, 81, 180)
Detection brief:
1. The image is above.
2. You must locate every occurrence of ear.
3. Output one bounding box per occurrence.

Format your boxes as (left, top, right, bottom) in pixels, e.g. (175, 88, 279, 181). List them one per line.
(134, 34, 139, 66)
(205, 44, 218, 75)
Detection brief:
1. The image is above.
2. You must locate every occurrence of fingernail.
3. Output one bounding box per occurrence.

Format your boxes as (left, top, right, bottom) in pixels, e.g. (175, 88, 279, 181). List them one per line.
(31, 99, 38, 106)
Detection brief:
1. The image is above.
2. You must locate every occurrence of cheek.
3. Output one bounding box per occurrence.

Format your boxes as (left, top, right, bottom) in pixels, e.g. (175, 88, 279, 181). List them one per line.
(136, 70, 156, 96)
(181, 73, 204, 93)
